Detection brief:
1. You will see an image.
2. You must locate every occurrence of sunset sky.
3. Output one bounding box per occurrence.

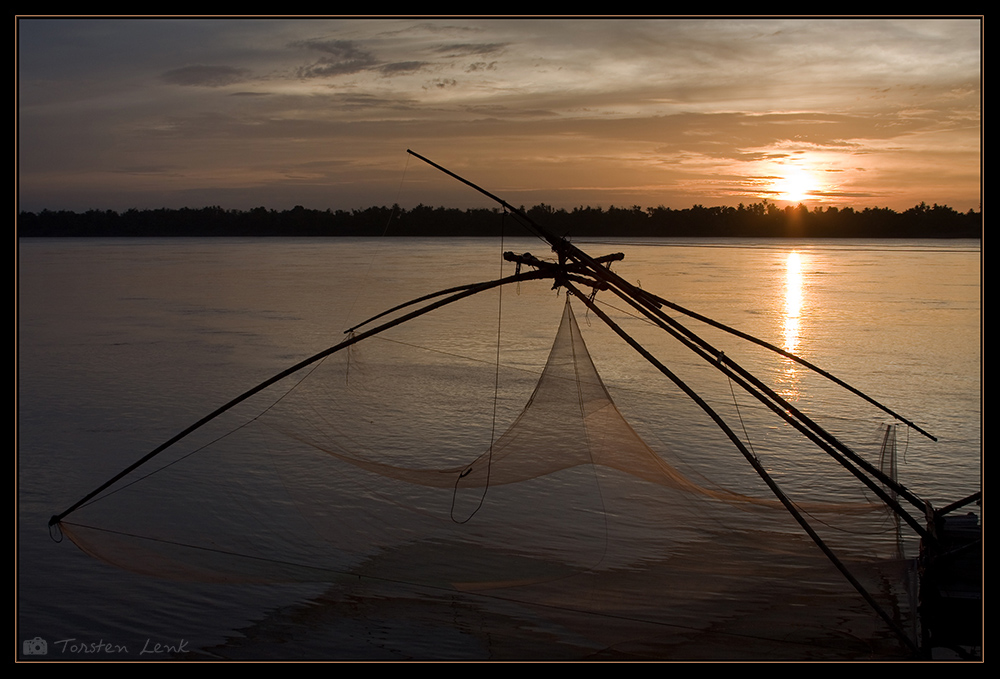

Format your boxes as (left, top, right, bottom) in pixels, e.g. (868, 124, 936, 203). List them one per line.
(17, 17, 982, 214)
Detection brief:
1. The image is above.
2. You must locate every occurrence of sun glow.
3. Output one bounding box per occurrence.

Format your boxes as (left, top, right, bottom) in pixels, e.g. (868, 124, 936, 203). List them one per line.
(772, 167, 819, 204)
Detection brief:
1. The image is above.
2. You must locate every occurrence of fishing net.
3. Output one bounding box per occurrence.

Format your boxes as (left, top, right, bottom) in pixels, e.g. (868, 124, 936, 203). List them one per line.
(55, 295, 915, 658)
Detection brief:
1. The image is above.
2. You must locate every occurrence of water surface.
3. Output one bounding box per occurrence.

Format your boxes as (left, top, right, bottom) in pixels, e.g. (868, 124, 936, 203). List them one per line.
(18, 237, 981, 660)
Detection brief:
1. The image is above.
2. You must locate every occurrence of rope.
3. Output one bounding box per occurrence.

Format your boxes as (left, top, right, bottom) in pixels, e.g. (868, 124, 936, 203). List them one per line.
(450, 209, 507, 523)
(726, 365, 759, 461)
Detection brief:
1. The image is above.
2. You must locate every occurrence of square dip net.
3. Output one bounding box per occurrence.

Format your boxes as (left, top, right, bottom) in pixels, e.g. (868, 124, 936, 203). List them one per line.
(54, 296, 915, 658)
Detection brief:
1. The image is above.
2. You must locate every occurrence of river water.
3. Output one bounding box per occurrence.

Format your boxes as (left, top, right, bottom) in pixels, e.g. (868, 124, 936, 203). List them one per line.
(17, 237, 981, 660)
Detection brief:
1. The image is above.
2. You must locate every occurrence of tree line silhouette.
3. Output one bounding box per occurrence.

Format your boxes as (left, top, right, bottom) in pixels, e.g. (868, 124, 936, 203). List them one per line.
(18, 200, 981, 239)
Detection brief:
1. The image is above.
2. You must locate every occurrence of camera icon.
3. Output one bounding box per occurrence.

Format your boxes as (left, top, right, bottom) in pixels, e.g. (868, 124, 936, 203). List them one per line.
(23, 637, 48, 655)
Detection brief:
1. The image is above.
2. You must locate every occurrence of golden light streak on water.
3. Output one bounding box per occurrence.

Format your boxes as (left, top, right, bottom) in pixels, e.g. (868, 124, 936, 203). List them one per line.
(777, 250, 806, 400)
(784, 250, 803, 353)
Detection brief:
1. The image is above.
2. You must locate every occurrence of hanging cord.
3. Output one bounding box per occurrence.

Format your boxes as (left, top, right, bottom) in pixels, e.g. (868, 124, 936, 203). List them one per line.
(724, 364, 887, 536)
(723, 354, 758, 461)
(900, 423, 910, 465)
(451, 208, 507, 523)
(345, 330, 355, 385)
(48, 520, 63, 543)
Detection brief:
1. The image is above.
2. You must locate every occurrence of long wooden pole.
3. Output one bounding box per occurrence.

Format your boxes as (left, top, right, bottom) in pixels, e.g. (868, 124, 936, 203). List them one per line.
(406, 149, 935, 443)
(409, 150, 938, 650)
(50, 268, 555, 527)
(407, 150, 931, 507)
(595, 275, 930, 517)
(564, 281, 919, 655)
(602, 282, 932, 542)
(638, 287, 937, 441)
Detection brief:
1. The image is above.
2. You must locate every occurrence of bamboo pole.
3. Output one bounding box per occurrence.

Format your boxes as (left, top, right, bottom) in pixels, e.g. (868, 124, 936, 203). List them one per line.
(406, 149, 935, 443)
(564, 281, 919, 655)
(50, 267, 557, 527)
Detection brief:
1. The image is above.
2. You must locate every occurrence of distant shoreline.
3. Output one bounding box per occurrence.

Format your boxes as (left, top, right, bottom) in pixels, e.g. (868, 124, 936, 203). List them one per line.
(17, 202, 982, 239)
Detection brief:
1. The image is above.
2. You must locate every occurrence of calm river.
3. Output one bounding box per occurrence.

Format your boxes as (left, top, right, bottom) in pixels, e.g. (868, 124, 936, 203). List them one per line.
(18, 237, 981, 660)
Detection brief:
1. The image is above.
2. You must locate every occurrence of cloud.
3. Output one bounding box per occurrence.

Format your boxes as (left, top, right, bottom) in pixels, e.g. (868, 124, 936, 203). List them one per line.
(16, 18, 982, 213)
(466, 61, 498, 73)
(160, 65, 253, 87)
(432, 42, 509, 58)
(378, 61, 431, 76)
(294, 39, 380, 78)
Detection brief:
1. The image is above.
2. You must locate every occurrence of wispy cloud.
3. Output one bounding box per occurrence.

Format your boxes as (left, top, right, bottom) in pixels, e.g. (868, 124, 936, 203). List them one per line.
(17, 17, 982, 213)
(160, 65, 253, 87)
(293, 39, 380, 78)
(378, 61, 431, 76)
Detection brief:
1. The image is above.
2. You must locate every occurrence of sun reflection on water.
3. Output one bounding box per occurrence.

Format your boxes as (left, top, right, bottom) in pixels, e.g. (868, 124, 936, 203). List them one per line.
(779, 250, 805, 400)
(784, 251, 803, 353)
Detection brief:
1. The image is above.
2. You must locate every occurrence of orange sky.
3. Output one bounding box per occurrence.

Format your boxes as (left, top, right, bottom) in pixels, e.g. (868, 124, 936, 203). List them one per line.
(17, 17, 982, 214)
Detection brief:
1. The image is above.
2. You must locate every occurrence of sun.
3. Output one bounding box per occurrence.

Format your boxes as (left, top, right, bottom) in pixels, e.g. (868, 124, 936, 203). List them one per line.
(772, 167, 818, 204)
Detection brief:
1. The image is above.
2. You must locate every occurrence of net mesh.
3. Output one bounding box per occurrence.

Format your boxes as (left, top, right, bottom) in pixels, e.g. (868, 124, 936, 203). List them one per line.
(57, 296, 914, 657)
(282, 300, 778, 501)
